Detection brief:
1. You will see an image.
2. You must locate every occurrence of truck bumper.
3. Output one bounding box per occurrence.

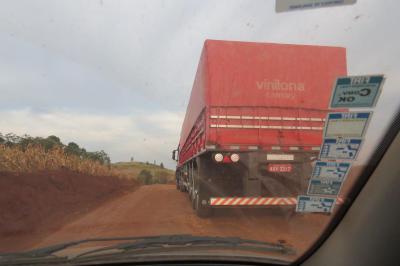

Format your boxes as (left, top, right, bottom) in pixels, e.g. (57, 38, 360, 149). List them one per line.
(209, 197, 344, 207)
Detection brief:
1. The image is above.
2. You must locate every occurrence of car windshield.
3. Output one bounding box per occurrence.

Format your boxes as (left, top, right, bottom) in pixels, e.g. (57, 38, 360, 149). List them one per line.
(1, 1, 399, 264)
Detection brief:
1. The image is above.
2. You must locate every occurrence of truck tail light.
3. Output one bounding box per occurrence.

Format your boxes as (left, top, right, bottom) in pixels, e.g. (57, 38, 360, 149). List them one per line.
(223, 156, 231, 163)
(214, 153, 224, 162)
(230, 153, 240, 163)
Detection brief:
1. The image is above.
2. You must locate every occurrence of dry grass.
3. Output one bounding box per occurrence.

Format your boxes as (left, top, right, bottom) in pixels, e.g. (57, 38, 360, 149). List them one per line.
(0, 144, 116, 177)
(112, 161, 175, 183)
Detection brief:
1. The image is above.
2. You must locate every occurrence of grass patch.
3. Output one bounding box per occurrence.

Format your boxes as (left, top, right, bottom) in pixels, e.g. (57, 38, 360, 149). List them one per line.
(112, 162, 175, 185)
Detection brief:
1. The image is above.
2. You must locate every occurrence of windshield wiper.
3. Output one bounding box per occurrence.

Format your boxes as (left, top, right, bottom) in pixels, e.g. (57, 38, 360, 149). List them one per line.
(0, 236, 153, 265)
(75, 234, 294, 259)
(0, 234, 294, 265)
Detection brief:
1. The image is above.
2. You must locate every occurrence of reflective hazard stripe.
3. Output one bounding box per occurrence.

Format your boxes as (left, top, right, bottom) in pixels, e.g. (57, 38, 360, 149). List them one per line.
(210, 197, 297, 206)
(239, 198, 251, 205)
(210, 197, 344, 206)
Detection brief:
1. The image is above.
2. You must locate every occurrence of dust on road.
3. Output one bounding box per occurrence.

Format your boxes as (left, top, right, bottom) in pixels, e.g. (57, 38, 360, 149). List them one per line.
(31, 184, 329, 256)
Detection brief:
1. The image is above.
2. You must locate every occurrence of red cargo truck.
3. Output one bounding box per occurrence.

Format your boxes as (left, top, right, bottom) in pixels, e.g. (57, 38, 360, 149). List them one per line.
(172, 40, 347, 217)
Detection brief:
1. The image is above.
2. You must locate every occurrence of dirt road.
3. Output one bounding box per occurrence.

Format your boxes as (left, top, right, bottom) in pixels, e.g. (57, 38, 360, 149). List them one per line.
(30, 184, 329, 256)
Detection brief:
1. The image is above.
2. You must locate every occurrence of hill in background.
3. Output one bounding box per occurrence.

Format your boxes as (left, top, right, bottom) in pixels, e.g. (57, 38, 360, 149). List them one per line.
(112, 162, 175, 185)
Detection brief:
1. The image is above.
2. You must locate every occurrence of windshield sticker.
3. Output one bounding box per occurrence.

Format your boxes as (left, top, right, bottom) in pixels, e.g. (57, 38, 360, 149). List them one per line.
(276, 0, 357, 13)
(312, 161, 351, 182)
(296, 195, 336, 213)
(330, 75, 385, 108)
(319, 138, 362, 160)
(324, 112, 372, 138)
(307, 179, 343, 196)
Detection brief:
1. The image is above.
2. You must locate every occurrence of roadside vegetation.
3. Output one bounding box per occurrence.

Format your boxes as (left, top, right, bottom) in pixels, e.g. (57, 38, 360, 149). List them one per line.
(0, 133, 175, 248)
(112, 161, 175, 185)
(0, 132, 175, 185)
(0, 133, 113, 176)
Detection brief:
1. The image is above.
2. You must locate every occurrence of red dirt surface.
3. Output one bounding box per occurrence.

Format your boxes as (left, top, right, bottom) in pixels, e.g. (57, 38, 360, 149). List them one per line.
(0, 170, 137, 252)
(27, 185, 331, 260)
(0, 167, 361, 258)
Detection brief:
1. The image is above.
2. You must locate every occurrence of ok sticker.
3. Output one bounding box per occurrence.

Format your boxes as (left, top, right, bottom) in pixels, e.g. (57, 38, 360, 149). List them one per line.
(330, 75, 384, 108)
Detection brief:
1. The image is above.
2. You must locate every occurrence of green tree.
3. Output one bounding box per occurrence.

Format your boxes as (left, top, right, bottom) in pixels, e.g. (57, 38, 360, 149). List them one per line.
(85, 150, 111, 165)
(4, 133, 21, 147)
(47, 135, 61, 144)
(39, 135, 63, 151)
(19, 134, 35, 150)
(65, 142, 84, 156)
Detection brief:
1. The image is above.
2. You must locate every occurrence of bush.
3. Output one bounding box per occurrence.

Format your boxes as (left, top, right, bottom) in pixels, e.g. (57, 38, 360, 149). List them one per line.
(137, 169, 153, 185)
(154, 170, 169, 184)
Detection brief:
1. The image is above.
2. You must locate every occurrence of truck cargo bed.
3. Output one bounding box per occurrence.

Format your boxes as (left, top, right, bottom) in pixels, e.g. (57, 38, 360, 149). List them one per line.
(178, 40, 347, 166)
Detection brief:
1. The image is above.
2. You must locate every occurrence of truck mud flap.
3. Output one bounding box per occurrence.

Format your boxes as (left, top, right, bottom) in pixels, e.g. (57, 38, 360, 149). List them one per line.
(209, 197, 344, 207)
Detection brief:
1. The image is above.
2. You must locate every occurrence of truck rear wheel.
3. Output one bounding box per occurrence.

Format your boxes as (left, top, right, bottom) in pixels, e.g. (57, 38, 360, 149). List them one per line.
(178, 178, 186, 192)
(193, 157, 213, 218)
(190, 168, 197, 209)
(191, 191, 196, 210)
(195, 192, 212, 218)
(188, 176, 195, 202)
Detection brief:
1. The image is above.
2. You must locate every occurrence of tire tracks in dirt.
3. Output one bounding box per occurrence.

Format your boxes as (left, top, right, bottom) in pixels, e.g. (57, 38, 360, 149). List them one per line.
(29, 184, 329, 258)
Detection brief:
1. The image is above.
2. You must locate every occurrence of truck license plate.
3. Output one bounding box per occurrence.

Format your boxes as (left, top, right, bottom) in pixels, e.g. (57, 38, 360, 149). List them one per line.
(268, 164, 293, 172)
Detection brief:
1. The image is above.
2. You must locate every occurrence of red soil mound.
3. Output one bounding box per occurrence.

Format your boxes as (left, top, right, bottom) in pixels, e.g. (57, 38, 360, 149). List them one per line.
(0, 170, 137, 251)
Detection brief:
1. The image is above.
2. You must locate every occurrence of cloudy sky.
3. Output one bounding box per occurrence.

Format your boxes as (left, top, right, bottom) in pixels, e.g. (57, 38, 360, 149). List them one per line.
(1, 0, 399, 168)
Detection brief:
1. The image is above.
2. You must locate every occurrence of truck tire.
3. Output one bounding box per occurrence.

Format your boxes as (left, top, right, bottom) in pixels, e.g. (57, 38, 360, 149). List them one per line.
(179, 178, 186, 192)
(193, 157, 213, 218)
(189, 173, 196, 206)
(188, 176, 194, 201)
(188, 187, 192, 200)
(190, 186, 196, 209)
(195, 192, 212, 218)
(191, 191, 196, 210)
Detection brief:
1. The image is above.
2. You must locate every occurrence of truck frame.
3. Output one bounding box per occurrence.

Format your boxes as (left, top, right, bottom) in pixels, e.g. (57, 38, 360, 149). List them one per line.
(173, 40, 347, 217)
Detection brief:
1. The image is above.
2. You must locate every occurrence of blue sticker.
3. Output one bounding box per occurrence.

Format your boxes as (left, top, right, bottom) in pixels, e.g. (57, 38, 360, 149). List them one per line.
(331, 75, 384, 108)
(307, 179, 343, 196)
(312, 161, 351, 181)
(296, 196, 336, 213)
(319, 138, 362, 160)
(324, 112, 372, 138)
